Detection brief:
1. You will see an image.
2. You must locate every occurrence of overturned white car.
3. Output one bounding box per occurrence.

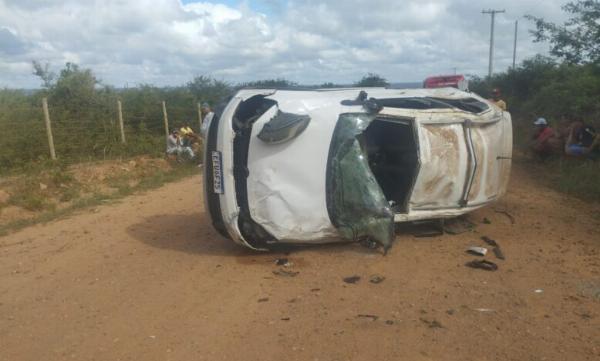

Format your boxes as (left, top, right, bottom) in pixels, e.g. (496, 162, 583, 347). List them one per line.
(203, 88, 512, 250)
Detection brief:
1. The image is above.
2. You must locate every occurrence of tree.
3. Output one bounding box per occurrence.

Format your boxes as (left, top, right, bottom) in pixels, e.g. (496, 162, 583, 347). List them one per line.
(32, 60, 55, 89)
(238, 78, 298, 88)
(186, 76, 231, 105)
(354, 73, 389, 87)
(526, 0, 600, 64)
(319, 82, 343, 88)
(50, 62, 99, 108)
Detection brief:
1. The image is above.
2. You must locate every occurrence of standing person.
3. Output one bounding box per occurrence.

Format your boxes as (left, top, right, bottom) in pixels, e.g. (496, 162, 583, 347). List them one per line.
(200, 103, 214, 138)
(489, 88, 507, 111)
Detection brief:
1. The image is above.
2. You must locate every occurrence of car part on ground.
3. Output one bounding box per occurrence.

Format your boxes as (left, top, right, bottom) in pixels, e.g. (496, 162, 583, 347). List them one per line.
(465, 259, 499, 271)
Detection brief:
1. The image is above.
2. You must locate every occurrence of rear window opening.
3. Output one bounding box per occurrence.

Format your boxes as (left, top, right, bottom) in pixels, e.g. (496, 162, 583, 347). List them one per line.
(376, 97, 489, 114)
(364, 116, 418, 213)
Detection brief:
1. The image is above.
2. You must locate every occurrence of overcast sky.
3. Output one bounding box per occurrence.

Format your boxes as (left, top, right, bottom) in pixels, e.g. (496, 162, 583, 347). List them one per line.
(0, 0, 569, 88)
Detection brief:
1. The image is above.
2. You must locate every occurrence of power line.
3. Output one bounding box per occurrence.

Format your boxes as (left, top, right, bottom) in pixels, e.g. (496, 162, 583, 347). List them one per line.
(482, 9, 505, 79)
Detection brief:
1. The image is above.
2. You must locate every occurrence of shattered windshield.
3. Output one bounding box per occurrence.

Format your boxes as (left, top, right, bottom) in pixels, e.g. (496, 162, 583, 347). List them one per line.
(326, 113, 395, 250)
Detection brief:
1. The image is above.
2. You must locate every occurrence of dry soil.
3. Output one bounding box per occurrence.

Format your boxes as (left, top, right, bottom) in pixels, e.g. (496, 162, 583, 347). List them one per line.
(1, 163, 599, 361)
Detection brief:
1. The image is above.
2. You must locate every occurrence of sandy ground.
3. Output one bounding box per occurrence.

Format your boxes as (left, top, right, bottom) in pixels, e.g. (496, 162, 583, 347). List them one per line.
(0, 163, 599, 361)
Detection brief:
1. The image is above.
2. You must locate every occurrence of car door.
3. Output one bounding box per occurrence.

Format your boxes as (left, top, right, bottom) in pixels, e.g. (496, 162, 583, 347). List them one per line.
(408, 110, 510, 211)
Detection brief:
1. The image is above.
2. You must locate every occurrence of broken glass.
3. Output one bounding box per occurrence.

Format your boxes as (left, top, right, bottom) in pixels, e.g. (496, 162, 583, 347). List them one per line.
(326, 113, 395, 250)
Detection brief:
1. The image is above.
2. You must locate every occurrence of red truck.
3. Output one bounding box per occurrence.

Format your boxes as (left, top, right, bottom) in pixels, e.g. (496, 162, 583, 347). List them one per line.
(423, 74, 468, 91)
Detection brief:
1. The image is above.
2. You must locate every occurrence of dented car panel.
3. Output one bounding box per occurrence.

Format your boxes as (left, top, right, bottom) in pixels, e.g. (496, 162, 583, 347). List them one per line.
(204, 88, 512, 250)
(246, 98, 340, 243)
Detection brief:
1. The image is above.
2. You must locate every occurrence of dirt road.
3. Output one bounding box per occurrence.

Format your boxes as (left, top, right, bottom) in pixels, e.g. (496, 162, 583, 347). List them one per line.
(1, 163, 599, 361)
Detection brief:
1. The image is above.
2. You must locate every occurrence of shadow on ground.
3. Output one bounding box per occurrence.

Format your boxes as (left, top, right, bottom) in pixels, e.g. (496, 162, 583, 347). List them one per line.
(127, 211, 473, 258)
(127, 212, 251, 257)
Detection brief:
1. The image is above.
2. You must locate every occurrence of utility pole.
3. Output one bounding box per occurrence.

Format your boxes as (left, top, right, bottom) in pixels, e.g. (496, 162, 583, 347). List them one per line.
(482, 9, 505, 79)
(117, 100, 126, 144)
(512, 20, 518, 69)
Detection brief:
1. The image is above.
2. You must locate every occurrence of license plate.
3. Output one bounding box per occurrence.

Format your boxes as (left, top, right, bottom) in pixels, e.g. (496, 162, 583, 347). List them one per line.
(211, 151, 224, 194)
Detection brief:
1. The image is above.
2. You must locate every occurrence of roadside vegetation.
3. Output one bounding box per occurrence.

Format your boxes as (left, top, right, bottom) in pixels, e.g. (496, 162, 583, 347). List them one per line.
(470, 0, 600, 202)
(0, 157, 197, 236)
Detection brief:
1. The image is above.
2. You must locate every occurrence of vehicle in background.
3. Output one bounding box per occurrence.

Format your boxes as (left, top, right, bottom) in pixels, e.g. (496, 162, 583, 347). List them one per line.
(203, 88, 512, 251)
(423, 75, 468, 91)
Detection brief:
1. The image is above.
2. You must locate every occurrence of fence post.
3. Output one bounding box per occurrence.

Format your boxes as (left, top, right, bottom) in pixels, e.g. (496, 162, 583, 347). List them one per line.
(162, 101, 169, 142)
(197, 102, 203, 133)
(117, 99, 126, 144)
(42, 97, 57, 160)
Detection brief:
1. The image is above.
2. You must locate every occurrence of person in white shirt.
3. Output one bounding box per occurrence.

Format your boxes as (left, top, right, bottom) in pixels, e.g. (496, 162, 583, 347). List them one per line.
(200, 103, 214, 138)
(166, 129, 180, 156)
(166, 129, 194, 160)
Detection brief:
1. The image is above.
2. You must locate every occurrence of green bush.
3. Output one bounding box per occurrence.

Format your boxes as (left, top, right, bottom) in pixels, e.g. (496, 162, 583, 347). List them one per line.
(0, 65, 232, 173)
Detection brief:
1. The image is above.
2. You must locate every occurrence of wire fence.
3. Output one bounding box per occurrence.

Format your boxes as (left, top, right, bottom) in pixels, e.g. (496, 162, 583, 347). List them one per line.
(0, 95, 207, 173)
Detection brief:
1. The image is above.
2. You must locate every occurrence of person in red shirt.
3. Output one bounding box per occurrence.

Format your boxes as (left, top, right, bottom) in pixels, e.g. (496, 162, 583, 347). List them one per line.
(531, 117, 559, 158)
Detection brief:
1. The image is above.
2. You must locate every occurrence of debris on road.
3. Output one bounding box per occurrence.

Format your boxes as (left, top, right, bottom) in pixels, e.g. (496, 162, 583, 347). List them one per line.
(343, 275, 361, 284)
(257, 298, 269, 302)
(443, 217, 476, 235)
(534, 289, 544, 294)
(481, 236, 498, 247)
(465, 259, 498, 271)
(357, 314, 379, 321)
(493, 247, 506, 260)
(482, 236, 506, 260)
(467, 246, 488, 256)
(273, 269, 299, 277)
(493, 208, 515, 224)
(419, 318, 444, 329)
(275, 258, 292, 267)
(369, 274, 385, 284)
(473, 308, 495, 313)
(483, 217, 492, 224)
(359, 238, 379, 249)
(385, 320, 394, 325)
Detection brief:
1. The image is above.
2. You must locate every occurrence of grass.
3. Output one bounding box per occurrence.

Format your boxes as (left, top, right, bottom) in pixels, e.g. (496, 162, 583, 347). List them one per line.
(514, 148, 600, 204)
(512, 117, 600, 204)
(549, 159, 600, 202)
(6, 161, 76, 211)
(0, 161, 199, 237)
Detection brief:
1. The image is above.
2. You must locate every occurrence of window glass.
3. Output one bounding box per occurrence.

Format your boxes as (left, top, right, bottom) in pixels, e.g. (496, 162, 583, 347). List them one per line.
(326, 113, 395, 250)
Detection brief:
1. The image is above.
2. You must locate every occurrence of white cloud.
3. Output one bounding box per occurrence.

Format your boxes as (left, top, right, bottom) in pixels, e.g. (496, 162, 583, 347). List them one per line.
(0, 0, 570, 88)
